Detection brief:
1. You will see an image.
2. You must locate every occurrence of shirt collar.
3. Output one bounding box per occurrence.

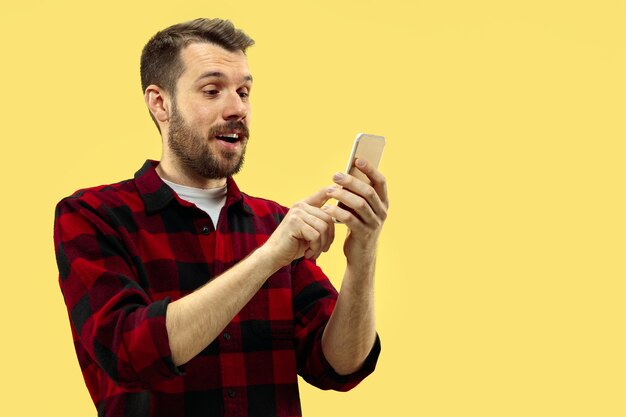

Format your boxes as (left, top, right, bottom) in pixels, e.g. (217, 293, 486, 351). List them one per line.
(134, 160, 253, 216)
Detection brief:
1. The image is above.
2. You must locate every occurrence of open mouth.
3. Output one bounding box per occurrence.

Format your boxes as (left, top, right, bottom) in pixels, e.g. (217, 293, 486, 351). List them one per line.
(215, 133, 241, 144)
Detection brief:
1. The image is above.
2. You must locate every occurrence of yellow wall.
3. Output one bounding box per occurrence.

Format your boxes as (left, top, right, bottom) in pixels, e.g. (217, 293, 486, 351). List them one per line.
(1, 1, 625, 415)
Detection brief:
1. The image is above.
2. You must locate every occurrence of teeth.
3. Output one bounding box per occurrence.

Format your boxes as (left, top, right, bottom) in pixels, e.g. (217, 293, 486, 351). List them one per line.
(220, 133, 239, 139)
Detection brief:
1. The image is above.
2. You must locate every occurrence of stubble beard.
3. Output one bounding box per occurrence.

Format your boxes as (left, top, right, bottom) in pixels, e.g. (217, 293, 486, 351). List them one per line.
(167, 102, 249, 180)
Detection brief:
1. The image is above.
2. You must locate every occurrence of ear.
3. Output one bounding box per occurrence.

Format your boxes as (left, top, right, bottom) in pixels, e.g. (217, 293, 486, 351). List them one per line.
(144, 84, 171, 125)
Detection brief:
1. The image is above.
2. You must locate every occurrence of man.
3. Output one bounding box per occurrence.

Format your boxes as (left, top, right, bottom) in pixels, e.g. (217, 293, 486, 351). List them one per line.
(54, 18, 388, 417)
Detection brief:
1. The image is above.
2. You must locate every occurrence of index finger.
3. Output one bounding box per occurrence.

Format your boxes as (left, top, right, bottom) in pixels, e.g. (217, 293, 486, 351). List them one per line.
(302, 187, 331, 208)
(354, 158, 389, 207)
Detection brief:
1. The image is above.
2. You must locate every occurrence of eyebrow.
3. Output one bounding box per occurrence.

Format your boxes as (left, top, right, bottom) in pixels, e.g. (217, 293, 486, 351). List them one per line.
(196, 71, 253, 83)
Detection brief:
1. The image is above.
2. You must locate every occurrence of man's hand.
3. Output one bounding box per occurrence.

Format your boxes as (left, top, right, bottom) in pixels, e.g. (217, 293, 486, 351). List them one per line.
(324, 158, 389, 265)
(261, 188, 335, 269)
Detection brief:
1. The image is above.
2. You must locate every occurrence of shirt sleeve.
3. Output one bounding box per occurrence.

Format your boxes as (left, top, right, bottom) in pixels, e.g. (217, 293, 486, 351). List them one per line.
(290, 258, 381, 392)
(54, 196, 182, 390)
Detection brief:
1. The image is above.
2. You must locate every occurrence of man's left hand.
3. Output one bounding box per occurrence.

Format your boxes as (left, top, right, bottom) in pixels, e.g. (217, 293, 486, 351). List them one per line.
(323, 158, 389, 265)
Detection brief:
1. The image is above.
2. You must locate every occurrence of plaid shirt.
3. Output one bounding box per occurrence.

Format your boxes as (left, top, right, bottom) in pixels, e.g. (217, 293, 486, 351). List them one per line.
(54, 160, 380, 417)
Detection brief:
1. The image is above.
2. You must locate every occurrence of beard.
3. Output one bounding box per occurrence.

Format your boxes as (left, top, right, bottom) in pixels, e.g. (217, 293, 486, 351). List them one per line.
(167, 102, 249, 180)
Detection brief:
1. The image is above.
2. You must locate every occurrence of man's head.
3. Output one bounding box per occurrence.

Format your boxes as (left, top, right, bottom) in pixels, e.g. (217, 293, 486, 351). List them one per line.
(141, 18, 254, 112)
(141, 18, 255, 181)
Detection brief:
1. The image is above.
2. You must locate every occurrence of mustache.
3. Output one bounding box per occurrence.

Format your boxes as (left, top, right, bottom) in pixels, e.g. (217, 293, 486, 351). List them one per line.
(208, 120, 250, 140)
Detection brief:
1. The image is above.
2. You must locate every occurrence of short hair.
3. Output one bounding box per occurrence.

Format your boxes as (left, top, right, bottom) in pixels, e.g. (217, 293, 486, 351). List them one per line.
(140, 18, 255, 128)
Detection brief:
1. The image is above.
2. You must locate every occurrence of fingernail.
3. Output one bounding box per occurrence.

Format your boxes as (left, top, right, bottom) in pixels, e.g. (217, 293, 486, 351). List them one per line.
(356, 158, 366, 168)
(321, 205, 330, 211)
(333, 172, 345, 181)
(327, 186, 336, 193)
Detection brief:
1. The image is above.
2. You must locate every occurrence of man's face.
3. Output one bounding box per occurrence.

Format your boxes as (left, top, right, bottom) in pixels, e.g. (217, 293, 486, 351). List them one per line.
(166, 42, 252, 180)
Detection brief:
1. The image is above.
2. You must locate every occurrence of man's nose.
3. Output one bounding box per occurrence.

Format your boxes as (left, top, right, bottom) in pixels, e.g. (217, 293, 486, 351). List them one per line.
(222, 91, 247, 121)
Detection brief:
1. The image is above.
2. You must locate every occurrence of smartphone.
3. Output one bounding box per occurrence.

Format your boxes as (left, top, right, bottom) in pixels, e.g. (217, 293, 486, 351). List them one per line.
(344, 133, 386, 185)
(335, 133, 386, 221)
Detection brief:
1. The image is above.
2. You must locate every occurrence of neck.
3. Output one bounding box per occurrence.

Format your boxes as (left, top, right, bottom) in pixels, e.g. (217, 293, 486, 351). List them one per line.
(157, 157, 227, 189)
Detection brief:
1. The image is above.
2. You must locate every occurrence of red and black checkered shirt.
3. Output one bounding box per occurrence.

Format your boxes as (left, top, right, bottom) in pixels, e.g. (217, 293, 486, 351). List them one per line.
(54, 160, 380, 417)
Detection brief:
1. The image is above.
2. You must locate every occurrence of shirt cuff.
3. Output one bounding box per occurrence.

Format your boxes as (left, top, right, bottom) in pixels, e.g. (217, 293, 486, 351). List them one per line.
(317, 334, 382, 392)
(124, 297, 185, 387)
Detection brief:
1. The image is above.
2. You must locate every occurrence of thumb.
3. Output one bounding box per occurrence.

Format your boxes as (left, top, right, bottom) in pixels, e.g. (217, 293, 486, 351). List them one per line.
(302, 187, 330, 208)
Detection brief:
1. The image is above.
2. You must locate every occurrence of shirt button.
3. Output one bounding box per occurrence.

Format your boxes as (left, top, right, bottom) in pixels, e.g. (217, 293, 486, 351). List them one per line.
(201, 226, 210, 235)
(227, 388, 236, 398)
(223, 332, 231, 341)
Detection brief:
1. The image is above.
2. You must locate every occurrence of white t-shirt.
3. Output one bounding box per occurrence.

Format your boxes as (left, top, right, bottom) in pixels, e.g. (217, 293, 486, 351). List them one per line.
(161, 178, 227, 227)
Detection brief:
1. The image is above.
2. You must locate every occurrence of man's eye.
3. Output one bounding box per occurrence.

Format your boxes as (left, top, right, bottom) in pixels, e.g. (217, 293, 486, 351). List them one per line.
(238, 91, 250, 99)
(203, 89, 219, 96)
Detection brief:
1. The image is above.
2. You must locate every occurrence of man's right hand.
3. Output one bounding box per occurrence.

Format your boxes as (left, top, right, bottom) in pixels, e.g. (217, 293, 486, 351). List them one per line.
(261, 188, 335, 268)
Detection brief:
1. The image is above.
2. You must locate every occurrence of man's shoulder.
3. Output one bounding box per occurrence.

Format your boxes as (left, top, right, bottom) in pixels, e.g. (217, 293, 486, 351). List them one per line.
(56, 177, 141, 213)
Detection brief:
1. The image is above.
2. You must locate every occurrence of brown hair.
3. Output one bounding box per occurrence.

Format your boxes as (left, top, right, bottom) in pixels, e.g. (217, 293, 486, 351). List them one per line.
(140, 18, 254, 127)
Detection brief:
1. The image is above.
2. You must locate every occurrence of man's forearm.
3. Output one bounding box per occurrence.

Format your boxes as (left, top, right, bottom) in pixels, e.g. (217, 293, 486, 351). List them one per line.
(166, 245, 280, 366)
(320, 157, 387, 375)
(321, 258, 377, 376)
(166, 188, 334, 367)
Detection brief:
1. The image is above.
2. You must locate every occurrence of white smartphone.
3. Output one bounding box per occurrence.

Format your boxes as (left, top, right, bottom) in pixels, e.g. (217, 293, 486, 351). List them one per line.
(335, 133, 386, 221)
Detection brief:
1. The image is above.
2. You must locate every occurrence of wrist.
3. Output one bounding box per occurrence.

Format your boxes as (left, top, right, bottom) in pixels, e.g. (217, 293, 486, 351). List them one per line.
(346, 243, 377, 266)
(254, 241, 286, 273)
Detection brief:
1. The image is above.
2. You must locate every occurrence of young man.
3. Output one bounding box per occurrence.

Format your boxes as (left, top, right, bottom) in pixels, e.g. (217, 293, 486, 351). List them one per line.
(54, 18, 388, 417)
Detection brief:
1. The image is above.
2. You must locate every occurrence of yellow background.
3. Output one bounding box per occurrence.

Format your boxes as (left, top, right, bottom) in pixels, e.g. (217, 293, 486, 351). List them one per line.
(1, 0, 625, 415)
